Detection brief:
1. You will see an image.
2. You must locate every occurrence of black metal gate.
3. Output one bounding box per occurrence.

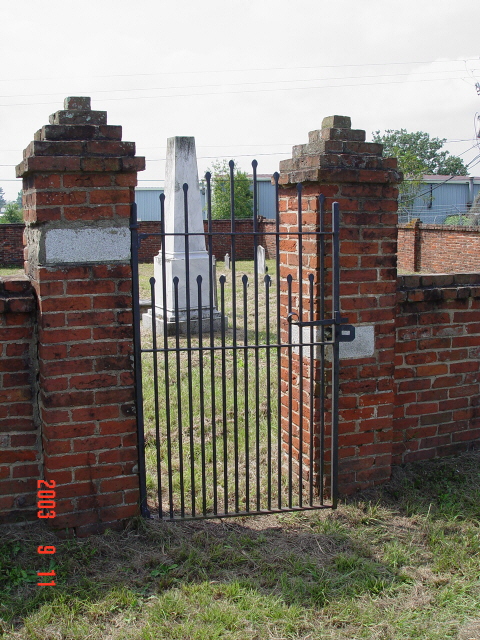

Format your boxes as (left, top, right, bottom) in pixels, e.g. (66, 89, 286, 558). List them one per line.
(131, 162, 354, 520)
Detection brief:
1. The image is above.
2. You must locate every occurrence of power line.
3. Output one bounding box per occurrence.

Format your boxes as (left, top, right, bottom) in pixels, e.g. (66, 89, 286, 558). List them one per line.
(0, 56, 477, 84)
(1, 67, 473, 101)
(0, 75, 474, 109)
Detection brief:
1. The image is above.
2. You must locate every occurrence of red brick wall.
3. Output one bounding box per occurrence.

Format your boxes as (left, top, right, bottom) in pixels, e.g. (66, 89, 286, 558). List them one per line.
(0, 276, 40, 521)
(398, 223, 480, 273)
(0, 224, 24, 266)
(137, 219, 277, 263)
(394, 273, 480, 464)
(137, 222, 161, 262)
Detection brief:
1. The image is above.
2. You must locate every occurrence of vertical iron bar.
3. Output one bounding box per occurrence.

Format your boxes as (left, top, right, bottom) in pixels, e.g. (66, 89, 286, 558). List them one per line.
(183, 183, 196, 517)
(205, 172, 218, 514)
(308, 273, 315, 506)
(273, 172, 282, 510)
(149, 278, 162, 518)
(197, 275, 207, 515)
(242, 274, 250, 512)
(159, 193, 174, 518)
(229, 160, 240, 513)
(252, 160, 261, 511)
(130, 202, 150, 518)
(331, 201, 340, 508)
(265, 274, 272, 511)
(287, 273, 293, 509)
(319, 194, 326, 505)
(173, 277, 185, 518)
(297, 182, 304, 507)
(219, 275, 228, 514)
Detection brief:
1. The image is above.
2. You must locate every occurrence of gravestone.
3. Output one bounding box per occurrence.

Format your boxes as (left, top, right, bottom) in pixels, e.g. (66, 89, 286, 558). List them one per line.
(257, 245, 266, 275)
(224, 253, 230, 269)
(211, 255, 218, 308)
(143, 136, 224, 334)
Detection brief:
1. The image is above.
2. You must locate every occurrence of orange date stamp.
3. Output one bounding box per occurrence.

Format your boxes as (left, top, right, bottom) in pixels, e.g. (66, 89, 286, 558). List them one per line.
(36, 480, 56, 586)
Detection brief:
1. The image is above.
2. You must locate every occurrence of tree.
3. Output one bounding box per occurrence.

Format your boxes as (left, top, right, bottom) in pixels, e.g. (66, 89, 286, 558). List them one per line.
(0, 188, 6, 208)
(0, 202, 23, 223)
(206, 160, 253, 220)
(372, 129, 469, 203)
(16, 190, 23, 206)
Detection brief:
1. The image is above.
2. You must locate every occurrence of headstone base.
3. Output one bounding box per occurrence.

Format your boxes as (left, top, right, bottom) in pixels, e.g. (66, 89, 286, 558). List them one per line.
(142, 308, 228, 336)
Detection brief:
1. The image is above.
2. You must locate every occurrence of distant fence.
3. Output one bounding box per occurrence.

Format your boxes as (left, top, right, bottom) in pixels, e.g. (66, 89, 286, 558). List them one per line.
(397, 204, 471, 225)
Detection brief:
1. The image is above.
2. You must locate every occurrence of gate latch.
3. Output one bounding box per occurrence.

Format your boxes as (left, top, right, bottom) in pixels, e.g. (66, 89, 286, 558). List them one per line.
(287, 311, 356, 343)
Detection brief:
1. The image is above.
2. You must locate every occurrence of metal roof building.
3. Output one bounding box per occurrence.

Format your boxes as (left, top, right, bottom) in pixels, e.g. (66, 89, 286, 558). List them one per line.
(135, 175, 276, 221)
(399, 176, 480, 224)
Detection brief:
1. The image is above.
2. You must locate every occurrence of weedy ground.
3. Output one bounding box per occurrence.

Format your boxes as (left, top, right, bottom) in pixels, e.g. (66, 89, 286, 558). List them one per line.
(1, 450, 479, 640)
(0, 268, 24, 277)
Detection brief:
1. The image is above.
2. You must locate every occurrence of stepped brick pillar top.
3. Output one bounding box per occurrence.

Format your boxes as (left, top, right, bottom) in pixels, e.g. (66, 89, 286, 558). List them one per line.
(278, 115, 400, 186)
(277, 116, 402, 495)
(15, 97, 146, 536)
(17, 96, 145, 273)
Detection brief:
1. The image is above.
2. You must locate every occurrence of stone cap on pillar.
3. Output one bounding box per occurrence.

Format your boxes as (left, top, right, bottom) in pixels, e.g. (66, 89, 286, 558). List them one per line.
(278, 115, 402, 186)
(50, 96, 107, 125)
(16, 96, 146, 177)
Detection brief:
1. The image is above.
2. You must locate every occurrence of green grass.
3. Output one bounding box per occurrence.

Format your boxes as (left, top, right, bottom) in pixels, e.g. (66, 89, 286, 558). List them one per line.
(0, 267, 24, 277)
(1, 451, 479, 639)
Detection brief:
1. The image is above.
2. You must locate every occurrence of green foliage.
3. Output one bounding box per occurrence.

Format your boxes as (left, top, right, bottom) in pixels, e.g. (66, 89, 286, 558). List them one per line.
(372, 129, 469, 204)
(444, 214, 479, 226)
(16, 190, 23, 206)
(0, 187, 6, 207)
(0, 541, 38, 592)
(1, 202, 23, 223)
(207, 160, 253, 220)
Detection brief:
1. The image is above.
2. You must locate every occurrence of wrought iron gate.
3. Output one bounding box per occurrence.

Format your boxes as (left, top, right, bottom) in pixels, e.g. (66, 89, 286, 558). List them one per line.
(131, 163, 354, 520)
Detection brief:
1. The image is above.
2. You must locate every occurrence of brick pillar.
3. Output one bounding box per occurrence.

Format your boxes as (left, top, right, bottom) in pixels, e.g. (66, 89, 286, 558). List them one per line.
(278, 116, 401, 494)
(16, 97, 145, 535)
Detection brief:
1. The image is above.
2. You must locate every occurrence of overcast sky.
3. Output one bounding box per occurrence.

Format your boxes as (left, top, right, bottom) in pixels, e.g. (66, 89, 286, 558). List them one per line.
(1, 0, 479, 200)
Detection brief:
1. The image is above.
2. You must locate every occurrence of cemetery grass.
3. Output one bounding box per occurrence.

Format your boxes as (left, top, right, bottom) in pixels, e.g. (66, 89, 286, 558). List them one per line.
(1, 450, 479, 639)
(0, 267, 24, 277)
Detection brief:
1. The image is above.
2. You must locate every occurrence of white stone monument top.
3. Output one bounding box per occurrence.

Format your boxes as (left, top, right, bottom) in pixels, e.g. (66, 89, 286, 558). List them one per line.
(164, 136, 206, 255)
(145, 134, 225, 334)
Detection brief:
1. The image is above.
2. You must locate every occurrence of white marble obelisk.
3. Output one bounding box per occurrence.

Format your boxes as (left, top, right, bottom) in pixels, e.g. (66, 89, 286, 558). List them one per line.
(143, 136, 223, 335)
